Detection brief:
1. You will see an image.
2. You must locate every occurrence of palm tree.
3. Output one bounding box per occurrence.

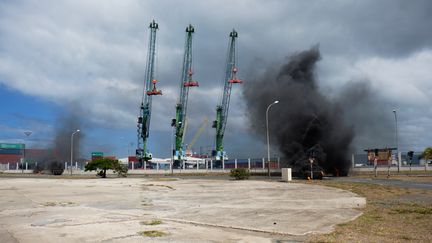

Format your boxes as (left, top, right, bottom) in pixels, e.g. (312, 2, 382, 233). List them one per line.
(422, 147, 432, 164)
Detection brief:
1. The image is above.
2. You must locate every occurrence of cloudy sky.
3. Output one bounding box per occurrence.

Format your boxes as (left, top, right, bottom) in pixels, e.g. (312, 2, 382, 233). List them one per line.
(0, 0, 431, 159)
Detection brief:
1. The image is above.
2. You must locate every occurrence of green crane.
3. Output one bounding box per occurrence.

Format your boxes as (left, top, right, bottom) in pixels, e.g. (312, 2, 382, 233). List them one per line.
(137, 20, 162, 163)
(172, 24, 199, 167)
(212, 30, 242, 164)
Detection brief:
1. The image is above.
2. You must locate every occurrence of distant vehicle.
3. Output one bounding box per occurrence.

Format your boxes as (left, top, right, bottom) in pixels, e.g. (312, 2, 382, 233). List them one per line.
(355, 163, 367, 167)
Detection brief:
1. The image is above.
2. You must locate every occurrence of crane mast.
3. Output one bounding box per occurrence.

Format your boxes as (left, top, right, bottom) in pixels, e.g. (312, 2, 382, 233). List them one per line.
(137, 20, 162, 163)
(213, 30, 242, 162)
(172, 24, 198, 165)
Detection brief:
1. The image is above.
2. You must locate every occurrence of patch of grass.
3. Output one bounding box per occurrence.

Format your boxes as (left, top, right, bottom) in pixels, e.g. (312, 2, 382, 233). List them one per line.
(138, 230, 167, 237)
(308, 179, 432, 243)
(142, 184, 175, 190)
(359, 214, 382, 223)
(140, 219, 162, 225)
(42, 201, 76, 207)
(399, 235, 413, 241)
(392, 206, 432, 215)
(150, 178, 178, 181)
(42, 202, 57, 206)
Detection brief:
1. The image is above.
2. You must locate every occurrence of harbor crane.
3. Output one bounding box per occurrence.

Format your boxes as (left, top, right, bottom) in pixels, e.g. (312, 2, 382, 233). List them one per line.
(137, 20, 162, 163)
(172, 24, 199, 167)
(212, 30, 242, 164)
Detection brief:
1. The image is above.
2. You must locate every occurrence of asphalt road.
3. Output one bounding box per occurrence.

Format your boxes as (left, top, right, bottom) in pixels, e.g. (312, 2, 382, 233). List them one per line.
(331, 176, 432, 190)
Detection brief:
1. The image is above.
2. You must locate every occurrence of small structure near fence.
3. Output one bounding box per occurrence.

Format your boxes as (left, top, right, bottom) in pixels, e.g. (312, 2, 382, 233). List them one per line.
(364, 148, 396, 166)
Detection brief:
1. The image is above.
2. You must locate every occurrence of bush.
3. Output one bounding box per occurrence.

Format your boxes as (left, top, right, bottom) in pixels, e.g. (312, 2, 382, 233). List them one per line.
(85, 158, 128, 178)
(230, 168, 250, 180)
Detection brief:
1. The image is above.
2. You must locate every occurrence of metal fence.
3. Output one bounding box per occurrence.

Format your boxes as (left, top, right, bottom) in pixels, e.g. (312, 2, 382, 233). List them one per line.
(125, 157, 281, 172)
(352, 151, 429, 167)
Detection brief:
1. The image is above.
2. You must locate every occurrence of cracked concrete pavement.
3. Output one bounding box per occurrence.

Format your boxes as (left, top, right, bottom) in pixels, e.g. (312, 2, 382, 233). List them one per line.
(0, 177, 365, 242)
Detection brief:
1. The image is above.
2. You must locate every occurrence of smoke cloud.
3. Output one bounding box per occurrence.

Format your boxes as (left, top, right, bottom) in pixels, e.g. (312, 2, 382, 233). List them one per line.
(33, 109, 84, 173)
(243, 47, 354, 175)
(51, 111, 83, 163)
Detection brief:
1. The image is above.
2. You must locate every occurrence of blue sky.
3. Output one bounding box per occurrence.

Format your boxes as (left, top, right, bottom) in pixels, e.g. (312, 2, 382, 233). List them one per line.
(1, 0, 431, 159)
(0, 84, 55, 144)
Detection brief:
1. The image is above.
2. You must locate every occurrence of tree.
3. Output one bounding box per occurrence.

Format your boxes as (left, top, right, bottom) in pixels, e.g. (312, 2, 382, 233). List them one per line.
(84, 158, 128, 178)
(423, 147, 432, 161)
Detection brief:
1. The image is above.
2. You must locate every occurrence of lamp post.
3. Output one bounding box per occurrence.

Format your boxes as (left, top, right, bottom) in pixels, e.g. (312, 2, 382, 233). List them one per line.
(22, 131, 32, 173)
(70, 129, 80, 176)
(393, 110, 399, 172)
(266, 100, 279, 178)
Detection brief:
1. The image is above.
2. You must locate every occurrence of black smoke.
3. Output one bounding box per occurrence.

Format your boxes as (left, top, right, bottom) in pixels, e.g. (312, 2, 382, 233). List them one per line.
(243, 47, 354, 175)
(33, 110, 84, 174)
(52, 111, 83, 163)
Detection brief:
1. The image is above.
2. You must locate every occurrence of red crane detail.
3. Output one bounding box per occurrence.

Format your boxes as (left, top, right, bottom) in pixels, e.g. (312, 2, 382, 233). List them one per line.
(184, 69, 199, 87)
(228, 67, 242, 84)
(147, 79, 162, 95)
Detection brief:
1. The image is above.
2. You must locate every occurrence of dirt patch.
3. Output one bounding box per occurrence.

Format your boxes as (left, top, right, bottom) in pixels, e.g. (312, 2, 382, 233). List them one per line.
(308, 180, 432, 242)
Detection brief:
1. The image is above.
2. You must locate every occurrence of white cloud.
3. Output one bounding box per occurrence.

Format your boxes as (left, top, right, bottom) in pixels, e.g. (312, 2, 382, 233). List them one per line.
(1, 0, 431, 155)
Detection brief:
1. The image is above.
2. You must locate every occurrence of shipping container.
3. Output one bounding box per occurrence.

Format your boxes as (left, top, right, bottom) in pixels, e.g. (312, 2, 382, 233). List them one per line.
(0, 148, 23, 155)
(0, 154, 22, 164)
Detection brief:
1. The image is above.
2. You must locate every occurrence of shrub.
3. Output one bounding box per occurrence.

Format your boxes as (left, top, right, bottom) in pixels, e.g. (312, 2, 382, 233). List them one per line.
(230, 168, 250, 180)
(85, 158, 128, 178)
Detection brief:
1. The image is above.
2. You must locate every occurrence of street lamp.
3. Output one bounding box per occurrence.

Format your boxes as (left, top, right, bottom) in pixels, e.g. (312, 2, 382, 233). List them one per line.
(266, 100, 279, 178)
(70, 129, 80, 176)
(393, 110, 399, 172)
(22, 131, 32, 173)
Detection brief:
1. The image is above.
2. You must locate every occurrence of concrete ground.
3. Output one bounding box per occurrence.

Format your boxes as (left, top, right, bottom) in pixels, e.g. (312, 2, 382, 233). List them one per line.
(0, 177, 365, 242)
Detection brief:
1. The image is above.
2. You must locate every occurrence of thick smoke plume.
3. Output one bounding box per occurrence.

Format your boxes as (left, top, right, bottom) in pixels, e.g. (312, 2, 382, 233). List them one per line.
(243, 47, 354, 175)
(33, 110, 84, 173)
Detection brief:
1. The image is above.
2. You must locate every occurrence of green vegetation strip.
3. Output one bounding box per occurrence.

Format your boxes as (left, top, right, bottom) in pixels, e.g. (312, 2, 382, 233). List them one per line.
(141, 219, 162, 225)
(138, 230, 167, 237)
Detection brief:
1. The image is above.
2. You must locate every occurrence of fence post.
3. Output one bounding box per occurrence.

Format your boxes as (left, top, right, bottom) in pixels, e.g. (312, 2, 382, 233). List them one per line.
(235, 159, 237, 169)
(26, 162, 28, 170)
(398, 152, 402, 173)
(157, 162, 159, 172)
(183, 161, 186, 171)
(222, 159, 225, 170)
(197, 161, 199, 171)
(75, 162, 78, 170)
(277, 157, 280, 169)
(132, 161, 134, 170)
(210, 159, 213, 171)
(248, 158, 251, 170)
(144, 161, 147, 170)
(7, 162, 9, 170)
(262, 158, 265, 169)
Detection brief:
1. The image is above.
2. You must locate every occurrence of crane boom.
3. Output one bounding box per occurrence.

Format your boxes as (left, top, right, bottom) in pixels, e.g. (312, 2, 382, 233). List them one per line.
(172, 24, 198, 163)
(213, 30, 242, 161)
(187, 117, 209, 152)
(137, 20, 162, 162)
